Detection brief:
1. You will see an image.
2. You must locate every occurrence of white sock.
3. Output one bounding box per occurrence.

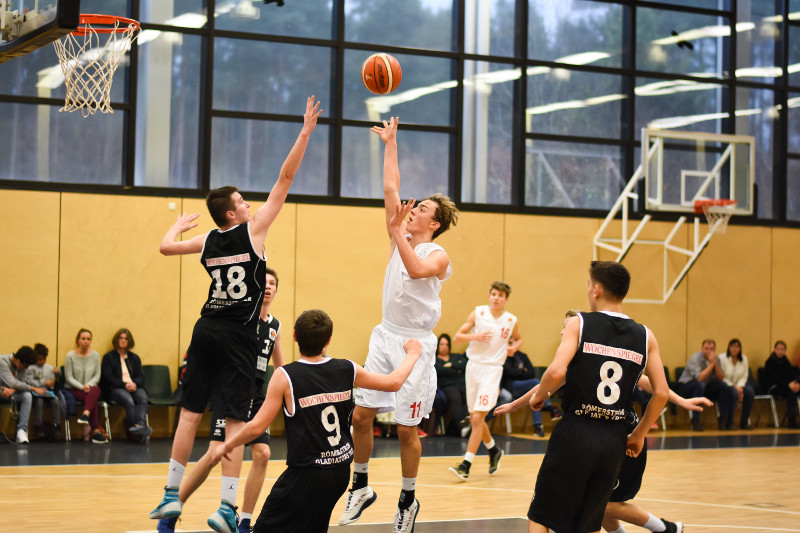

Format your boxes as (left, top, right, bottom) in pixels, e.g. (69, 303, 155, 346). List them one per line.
(221, 475, 238, 505)
(401, 477, 416, 491)
(167, 459, 185, 488)
(485, 438, 496, 450)
(354, 462, 369, 473)
(606, 525, 627, 533)
(240, 512, 252, 521)
(644, 514, 666, 532)
(464, 452, 476, 463)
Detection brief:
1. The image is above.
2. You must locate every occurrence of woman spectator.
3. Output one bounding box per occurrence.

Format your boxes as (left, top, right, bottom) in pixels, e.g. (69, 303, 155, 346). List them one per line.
(64, 328, 107, 443)
(434, 333, 470, 437)
(101, 328, 152, 441)
(718, 338, 755, 430)
(763, 340, 800, 428)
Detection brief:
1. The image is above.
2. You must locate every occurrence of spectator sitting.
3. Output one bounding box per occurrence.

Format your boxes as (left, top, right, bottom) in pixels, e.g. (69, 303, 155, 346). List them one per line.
(501, 344, 562, 437)
(763, 340, 800, 428)
(678, 339, 726, 431)
(64, 328, 107, 444)
(101, 328, 152, 442)
(718, 338, 755, 430)
(24, 343, 63, 440)
(0, 346, 43, 444)
(434, 333, 470, 437)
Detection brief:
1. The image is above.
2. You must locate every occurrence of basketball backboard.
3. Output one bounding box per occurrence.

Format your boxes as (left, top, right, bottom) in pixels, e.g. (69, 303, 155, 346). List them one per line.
(0, 0, 79, 64)
(642, 128, 755, 216)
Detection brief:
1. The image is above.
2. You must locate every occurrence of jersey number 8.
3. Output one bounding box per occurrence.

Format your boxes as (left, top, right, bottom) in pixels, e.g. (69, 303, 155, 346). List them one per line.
(596, 361, 623, 405)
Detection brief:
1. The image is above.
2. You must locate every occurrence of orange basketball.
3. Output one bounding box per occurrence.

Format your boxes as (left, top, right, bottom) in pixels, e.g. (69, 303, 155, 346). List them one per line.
(361, 53, 402, 95)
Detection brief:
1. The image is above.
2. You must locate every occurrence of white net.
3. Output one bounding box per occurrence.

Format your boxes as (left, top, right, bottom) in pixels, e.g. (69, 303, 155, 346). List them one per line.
(53, 17, 140, 117)
(700, 200, 737, 234)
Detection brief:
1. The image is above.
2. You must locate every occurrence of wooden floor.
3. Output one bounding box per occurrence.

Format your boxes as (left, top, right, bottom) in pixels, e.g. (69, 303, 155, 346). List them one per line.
(1, 432, 798, 532)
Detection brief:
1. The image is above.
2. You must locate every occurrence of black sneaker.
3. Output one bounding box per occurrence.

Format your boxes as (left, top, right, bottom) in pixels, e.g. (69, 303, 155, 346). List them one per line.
(488, 448, 503, 475)
(661, 519, 683, 533)
(91, 430, 108, 444)
(533, 424, 545, 437)
(77, 414, 90, 425)
(550, 407, 563, 422)
(448, 462, 470, 481)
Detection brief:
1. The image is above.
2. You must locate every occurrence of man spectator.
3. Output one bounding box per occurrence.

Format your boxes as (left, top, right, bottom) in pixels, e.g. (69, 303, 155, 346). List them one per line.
(0, 346, 45, 443)
(501, 345, 562, 437)
(678, 339, 725, 431)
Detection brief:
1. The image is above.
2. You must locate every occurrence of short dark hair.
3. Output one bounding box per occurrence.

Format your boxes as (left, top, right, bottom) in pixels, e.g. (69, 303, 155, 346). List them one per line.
(206, 186, 239, 227)
(14, 346, 36, 367)
(437, 333, 451, 355)
(112, 328, 135, 351)
(774, 340, 786, 350)
(294, 309, 333, 356)
(265, 267, 279, 290)
(490, 281, 511, 298)
(425, 193, 459, 240)
(589, 261, 630, 300)
(702, 339, 716, 348)
(33, 343, 49, 357)
(75, 328, 92, 346)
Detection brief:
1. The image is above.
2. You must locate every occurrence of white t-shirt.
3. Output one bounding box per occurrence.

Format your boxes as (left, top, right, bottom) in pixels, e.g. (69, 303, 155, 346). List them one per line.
(466, 305, 518, 366)
(382, 241, 451, 331)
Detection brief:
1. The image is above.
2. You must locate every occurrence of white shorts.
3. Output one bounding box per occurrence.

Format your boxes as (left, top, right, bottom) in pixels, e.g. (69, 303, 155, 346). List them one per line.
(466, 360, 503, 413)
(354, 322, 437, 426)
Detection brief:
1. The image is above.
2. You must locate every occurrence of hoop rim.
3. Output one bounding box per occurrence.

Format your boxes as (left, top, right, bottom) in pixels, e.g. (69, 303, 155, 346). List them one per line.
(693, 198, 737, 214)
(71, 14, 141, 35)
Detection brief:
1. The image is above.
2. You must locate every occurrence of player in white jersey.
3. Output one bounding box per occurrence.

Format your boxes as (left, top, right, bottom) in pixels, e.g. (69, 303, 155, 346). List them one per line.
(448, 281, 521, 481)
(337, 117, 460, 533)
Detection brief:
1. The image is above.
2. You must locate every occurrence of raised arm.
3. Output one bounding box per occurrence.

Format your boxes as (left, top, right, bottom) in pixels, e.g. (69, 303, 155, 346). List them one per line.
(250, 96, 322, 251)
(271, 329, 286, 369)
(159, 213, 207, 256)
(371, 117, 402, 244)
(354, 339, 422, 391)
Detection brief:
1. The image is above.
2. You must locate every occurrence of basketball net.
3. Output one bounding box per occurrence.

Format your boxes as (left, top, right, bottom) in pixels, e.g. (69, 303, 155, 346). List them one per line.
(695, 199, 737, 234)
(53, 16, 141, 117)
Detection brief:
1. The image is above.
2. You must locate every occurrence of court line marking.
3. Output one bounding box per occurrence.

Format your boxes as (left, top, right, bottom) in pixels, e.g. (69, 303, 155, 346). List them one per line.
(636, 497, 800, 516)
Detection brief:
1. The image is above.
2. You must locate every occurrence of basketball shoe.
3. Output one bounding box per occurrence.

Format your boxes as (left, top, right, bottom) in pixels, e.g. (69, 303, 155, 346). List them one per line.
(338, 486, 377, 525)
(661, 519, 683, 533)
(392, 498, 420, 533)
(208, 501, 239, 533)
(156, 517, 177, 533)
(149, 487, 181, 519)
(448, 461, 470, 481)
(488, 448, 504, 474)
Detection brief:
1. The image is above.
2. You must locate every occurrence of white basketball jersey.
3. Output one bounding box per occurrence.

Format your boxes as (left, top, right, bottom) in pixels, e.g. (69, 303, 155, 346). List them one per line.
(382, 241, 451, 331)
(466, 305, 517, 366)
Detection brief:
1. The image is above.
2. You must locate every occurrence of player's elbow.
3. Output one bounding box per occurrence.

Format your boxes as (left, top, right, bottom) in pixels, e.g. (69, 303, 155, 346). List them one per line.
(159, 244, 175, 256)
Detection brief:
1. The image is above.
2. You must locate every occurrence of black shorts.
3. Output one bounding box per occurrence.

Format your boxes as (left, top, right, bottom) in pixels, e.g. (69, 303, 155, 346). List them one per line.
(181, 317, 257, 421)
(528, 416, 628, 533)
(253, 463, 350, 533)
(210, 394, 270, 446)
(609, 437, 647, 502)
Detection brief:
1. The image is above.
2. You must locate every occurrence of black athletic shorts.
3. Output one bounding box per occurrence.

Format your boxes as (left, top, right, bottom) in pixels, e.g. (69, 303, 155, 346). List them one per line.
(181, 317, 257, 421)
(253, 463, 350, 533)
(210, 394, 270, 445)
(609, 436, 647, 502)
(528, 416, 628, 533)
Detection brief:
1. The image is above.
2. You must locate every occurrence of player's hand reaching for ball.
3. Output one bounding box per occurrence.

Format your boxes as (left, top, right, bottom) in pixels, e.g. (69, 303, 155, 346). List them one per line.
(370, 116, 399, 144)
(302, 96, 322, 134)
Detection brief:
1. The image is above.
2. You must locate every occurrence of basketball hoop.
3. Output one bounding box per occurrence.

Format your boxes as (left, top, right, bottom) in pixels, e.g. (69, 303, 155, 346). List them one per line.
(53, 14, 141, 117)
(694, 199, 737, 234)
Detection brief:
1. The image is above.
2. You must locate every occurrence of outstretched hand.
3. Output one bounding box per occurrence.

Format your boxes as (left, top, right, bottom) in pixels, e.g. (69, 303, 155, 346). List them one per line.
(370, 116, 399, 144)
(389, 198, 414, 235)
(302, 96, 323, 134)
(494, 402, 517, 416)
(684, 396, 713, 412)
(172, 212, 200, 234)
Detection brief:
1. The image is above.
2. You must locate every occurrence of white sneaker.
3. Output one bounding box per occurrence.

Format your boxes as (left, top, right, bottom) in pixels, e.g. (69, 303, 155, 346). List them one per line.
(392, 498, 420, 533)
(337, 486, 377, 525)
(16, 429, 29, 444)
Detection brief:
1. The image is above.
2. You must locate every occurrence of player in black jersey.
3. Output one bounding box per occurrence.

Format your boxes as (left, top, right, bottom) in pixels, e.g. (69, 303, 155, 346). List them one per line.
(210, 309, 423, 533)
(150, 97, 322, 533)
(497, 261, 669, 533)
(156, 268, 285, 533)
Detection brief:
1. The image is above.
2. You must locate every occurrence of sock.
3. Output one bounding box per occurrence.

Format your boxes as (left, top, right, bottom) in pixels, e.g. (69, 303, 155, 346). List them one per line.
(464, 452, 476, 464)
(221, 475, 238, 505)
(352, 462, 369, 490)
(167, 459, 185, 489)
(607, 525, 627, 533)
(398, 479, 416, 510)
(485, 438, 496, 450)
(240, 512, 252, 522)
(644, 514, 666, 532)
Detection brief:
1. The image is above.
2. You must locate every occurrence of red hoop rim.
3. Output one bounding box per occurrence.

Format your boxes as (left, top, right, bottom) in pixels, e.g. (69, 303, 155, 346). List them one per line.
(71, 14, 141, 35)
(693, 198, 737, 214)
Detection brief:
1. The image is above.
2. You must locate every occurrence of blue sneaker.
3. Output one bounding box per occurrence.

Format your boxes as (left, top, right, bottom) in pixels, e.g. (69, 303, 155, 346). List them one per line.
(157, 517, 177, 533)
(208, 501, 239, 533)
(237, 517, 251, 533)
(149, 486, 181, 519)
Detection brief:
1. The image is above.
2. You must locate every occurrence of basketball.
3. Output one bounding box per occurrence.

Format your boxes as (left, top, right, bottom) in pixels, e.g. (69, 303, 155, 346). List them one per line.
(361, 53, 402, 95)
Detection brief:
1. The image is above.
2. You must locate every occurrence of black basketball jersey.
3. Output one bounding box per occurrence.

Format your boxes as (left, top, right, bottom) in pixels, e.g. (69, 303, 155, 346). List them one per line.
(560, 311, 647, 427)
(256, 314, 280, 385)
(281, 358, 356, 468)
(199, 223, 266, 326)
